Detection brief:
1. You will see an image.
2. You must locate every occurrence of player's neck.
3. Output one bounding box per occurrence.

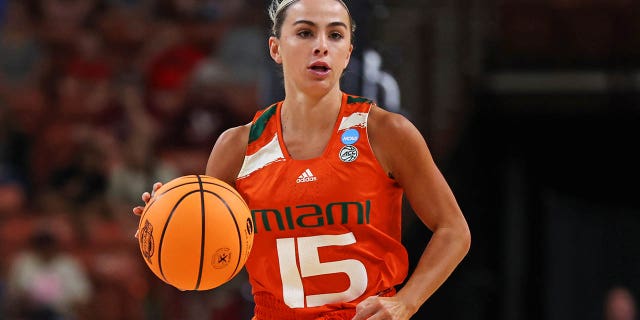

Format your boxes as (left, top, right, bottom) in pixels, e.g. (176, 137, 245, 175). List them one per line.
(281, 89, 342, 132)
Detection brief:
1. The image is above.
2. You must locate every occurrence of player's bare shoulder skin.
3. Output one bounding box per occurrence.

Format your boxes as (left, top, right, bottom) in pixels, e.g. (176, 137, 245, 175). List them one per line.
(206, 124, 251, 187)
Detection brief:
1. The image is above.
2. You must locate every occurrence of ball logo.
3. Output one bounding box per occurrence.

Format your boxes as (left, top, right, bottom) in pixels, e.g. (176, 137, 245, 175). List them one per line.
(140, 220, 154, 262)
(212, 248, 232, 269)
(339, 145, 358, 163)
(341, 128, 360, 145)
(246, 218, 254, 235)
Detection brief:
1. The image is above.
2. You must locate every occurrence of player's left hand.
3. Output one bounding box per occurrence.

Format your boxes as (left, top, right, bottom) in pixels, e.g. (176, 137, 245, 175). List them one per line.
(352, 296, 413, 320)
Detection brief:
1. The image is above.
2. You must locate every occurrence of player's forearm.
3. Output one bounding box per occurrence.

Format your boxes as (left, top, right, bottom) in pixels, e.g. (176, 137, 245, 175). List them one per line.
(395, 225, 471, 315)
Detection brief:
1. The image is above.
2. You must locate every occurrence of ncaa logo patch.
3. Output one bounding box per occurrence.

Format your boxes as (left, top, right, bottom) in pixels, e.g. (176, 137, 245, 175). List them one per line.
(341, 128, 360, 145)
(339, 145, 358, 162)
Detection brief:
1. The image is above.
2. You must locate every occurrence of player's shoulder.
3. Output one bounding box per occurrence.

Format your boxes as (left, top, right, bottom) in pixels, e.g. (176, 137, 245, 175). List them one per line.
(368, 105, 430, 175)
(207, 123, 251, 183)
(216, 123, 252, 149)
(368, 104, 415, 135)
(368, 104, 424, 163)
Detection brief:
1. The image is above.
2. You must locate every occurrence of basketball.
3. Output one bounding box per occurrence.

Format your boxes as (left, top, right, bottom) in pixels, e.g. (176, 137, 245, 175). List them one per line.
(137, 175, 254, 291)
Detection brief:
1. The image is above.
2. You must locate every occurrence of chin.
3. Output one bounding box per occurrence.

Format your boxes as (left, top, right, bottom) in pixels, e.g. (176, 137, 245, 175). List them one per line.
(303, 82, 337, 97)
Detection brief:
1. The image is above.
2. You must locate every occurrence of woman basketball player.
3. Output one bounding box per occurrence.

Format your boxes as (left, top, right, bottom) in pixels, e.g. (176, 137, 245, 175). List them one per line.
(134, 0, 471, 319)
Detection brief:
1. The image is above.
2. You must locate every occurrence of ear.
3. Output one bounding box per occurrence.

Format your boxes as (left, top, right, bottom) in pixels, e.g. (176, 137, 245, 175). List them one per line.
(269, 37, 282, 64)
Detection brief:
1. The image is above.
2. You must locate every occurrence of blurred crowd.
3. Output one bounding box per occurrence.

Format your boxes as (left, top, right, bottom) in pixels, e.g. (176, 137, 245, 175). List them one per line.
(0, 0, 268, 319)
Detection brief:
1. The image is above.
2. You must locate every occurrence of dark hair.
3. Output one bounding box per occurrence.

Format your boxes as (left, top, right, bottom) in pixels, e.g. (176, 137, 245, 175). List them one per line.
(31, 229, 57, 250)
(268, 0, 356, 41)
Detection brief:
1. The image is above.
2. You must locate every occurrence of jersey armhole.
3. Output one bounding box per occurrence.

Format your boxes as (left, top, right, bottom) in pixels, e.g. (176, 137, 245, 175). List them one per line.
(364, 103, 397, 182)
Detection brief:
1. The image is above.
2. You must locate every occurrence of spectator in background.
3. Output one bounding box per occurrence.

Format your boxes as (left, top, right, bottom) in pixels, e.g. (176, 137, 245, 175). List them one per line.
(0, 179, 31, 316)
(4, 227, 92, 319)
(34, 0, 98, 51)
(96, 0, 153, 69)
(108, 132, 179, 229)
(0, 1, 46, 194)
(107, 71, 179, 211)
(213, 1, 267, 117)
(58, 28, 115, 128)
(0, 180, 25, 216)
(144, 40, 206, 144)
(0, 1, 46, 93)
(0, 103, 31, 188)
(49, 137, 109, 214)
(181, 59, 248, 150)
(0, 180, 30, 265)
(605, 286, 637, 320)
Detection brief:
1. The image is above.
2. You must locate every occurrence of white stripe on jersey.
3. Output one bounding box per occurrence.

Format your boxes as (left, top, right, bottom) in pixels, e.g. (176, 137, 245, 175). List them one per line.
(238, 133, 285, 179)
(338, 112, 368, 131)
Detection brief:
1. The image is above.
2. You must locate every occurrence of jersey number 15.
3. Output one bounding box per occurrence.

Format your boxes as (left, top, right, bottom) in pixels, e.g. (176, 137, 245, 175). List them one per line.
(276, 232, 368, 308)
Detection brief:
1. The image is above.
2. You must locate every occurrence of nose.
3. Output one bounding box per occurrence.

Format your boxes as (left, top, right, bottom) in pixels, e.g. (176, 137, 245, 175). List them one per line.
(314, 36, 328, 56)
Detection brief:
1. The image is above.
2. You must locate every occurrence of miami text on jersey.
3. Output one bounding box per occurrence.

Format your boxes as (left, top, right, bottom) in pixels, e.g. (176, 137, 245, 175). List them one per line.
(251, 200, 371, 233)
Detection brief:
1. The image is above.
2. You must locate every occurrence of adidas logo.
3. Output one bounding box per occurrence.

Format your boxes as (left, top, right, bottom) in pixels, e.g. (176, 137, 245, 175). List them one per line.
(296, 169, 318, 183)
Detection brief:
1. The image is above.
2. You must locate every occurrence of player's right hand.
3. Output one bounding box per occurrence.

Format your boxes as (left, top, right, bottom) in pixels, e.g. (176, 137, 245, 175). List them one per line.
(132, 182, 163, 216)
(133, 182, 163, 238)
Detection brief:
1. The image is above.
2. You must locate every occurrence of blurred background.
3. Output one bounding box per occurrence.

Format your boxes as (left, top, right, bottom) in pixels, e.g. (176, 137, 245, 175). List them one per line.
(0, 0, 638, 319)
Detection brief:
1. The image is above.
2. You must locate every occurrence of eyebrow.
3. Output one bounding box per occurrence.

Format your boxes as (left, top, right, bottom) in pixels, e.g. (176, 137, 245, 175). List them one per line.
(293, 20, 348, 29)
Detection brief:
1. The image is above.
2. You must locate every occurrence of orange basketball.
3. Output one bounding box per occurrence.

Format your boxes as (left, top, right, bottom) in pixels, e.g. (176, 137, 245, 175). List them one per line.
(137, 175, 254, 291)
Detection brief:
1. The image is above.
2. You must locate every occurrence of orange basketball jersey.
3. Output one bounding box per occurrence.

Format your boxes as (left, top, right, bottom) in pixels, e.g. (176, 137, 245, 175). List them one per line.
(236, 93, 408, 320)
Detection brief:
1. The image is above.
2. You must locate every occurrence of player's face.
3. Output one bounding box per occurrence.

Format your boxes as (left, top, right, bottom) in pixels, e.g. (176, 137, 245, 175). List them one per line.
(269, 0, 353, 96)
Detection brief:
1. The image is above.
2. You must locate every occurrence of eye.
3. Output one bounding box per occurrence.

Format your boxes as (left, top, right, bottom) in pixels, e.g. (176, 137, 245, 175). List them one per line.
(297, 30, 313, 38)
(329, 32, 344, 40)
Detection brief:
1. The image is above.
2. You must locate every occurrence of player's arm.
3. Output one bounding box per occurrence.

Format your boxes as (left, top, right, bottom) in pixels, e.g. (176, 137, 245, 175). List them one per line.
(354, 106, 471, 319)
(205, 124, 251, 187)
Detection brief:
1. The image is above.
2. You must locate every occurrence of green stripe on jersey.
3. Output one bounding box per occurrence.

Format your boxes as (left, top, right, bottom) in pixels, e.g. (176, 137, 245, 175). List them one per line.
(347, 96, 371, 104)
(249, 104, 277, 143)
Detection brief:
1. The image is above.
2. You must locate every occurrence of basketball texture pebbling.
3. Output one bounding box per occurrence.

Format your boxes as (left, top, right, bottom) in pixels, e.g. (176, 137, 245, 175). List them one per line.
(138, 175, 254, 291)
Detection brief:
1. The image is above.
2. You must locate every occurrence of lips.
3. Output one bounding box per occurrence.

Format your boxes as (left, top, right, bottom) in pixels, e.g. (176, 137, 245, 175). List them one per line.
(308, 61, 331, 76)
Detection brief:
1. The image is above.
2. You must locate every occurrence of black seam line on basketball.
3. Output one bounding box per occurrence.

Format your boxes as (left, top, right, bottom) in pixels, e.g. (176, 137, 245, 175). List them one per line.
(157, 190, 201, 286)
(194, 175, 206, 291)
(203, 190, 243, 281)
(152, 179, 207, 237)
(201, 181, 251, 211)
(157, 179, 204, 197)
(200, 181, 253, 232)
